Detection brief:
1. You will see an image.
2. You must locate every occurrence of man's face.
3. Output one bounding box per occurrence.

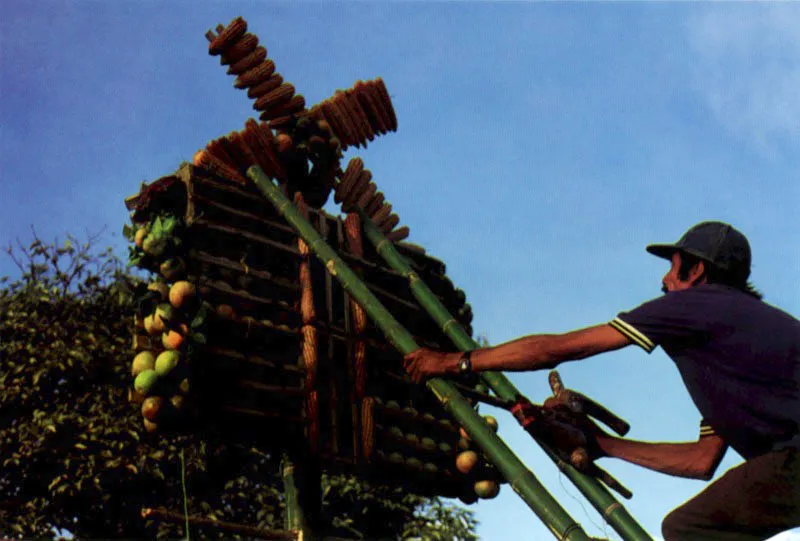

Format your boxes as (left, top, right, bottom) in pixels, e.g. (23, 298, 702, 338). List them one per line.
(661, 252, 695, 294)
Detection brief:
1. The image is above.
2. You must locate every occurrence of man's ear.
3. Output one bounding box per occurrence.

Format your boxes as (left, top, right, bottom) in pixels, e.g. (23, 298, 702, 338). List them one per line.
(688, 260, 707, 285)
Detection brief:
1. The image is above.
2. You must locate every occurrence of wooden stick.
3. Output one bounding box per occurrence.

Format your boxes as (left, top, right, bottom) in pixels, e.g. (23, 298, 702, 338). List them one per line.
(141, 507, 298, 540)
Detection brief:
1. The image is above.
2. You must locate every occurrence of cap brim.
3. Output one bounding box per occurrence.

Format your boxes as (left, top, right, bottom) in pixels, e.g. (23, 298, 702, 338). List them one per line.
(646, 243, 680, 260)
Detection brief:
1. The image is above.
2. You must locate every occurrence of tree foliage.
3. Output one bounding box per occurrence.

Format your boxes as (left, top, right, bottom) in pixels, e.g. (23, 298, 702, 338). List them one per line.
(0, 232, 478, 540)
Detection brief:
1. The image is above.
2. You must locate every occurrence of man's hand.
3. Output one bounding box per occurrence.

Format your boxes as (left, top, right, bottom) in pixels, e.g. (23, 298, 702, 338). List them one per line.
(403, 348, 460, 383)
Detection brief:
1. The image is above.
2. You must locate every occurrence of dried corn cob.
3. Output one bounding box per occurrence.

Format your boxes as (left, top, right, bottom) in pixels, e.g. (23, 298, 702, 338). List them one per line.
(364, 192, 385, 216)
(208, 17, 247, 55)
(267, 115, 294, 132)
(355, 80, 389, 134)
(260, 95, 306, 120)
(335, 158, 364, 203)
(220, 33, 259, 65)
(335, 91, 368, 147)
(356, 182, 377, 210)
(234, 59, 276, 89)
(380, 213, 400, 233)
(375, 77, 398, 131)
(229, 131, 260, 170)
(346, 89, 375, 141)
(343, 170, 372, 211)
(247, 74, 284, 100)
(242, 122, 279, 179)
(361, 81, 392, 134)
(193, 149, 247, 184)
(386, 226, 410, 242)
(227, 46, 267, 76)
(371, 203, 392, 225)
(254, 82, 295, 111)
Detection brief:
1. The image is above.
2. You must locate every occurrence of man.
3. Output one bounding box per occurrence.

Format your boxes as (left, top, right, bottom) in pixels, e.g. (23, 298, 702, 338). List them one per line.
(403, 221, 799, 540)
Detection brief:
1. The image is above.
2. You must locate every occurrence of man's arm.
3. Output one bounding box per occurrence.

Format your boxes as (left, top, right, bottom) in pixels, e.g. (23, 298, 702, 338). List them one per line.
(595, 433, 728, 481)
(404, 324, 631, 382)
(471, 324, 632, 372)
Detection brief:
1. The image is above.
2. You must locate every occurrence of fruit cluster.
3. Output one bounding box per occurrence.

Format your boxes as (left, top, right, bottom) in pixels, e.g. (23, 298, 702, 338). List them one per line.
(126, 216, 211, 434)
(453, 416, 503, 503)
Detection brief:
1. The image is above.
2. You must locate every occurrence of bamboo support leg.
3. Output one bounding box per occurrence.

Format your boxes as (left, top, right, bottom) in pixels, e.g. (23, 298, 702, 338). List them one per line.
(248, 166, 592, 541)
(354, 208, 652, 541)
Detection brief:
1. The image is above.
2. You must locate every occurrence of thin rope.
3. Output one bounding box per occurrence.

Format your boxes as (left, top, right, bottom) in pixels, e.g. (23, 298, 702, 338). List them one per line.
(180, 448, 190, 541)
(557, 471, 616, 541)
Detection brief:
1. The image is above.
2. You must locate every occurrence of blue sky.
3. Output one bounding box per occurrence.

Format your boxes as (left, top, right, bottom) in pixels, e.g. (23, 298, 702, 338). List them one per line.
(2, 2, 798, 539)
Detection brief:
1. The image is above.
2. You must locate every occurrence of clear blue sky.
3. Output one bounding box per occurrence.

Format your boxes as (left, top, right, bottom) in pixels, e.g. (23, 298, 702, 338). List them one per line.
(2, 2, 798, 540)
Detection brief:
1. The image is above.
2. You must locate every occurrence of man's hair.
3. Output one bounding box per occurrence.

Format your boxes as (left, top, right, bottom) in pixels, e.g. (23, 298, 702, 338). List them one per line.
(677, 252, 763, 300)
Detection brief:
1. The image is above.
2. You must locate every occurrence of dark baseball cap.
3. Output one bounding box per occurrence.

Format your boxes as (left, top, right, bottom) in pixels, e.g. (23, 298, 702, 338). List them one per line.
(646, 221, 751, 279)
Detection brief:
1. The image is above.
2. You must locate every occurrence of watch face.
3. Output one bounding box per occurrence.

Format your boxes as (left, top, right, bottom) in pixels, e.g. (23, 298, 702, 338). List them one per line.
(459, 357, 470, 372)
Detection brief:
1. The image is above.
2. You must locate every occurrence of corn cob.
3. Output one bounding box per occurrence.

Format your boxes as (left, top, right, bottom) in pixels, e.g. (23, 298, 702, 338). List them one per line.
(234, 59, 276, 89)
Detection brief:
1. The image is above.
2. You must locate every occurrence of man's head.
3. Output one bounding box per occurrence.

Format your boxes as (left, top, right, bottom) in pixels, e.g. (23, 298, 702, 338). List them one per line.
(647, 221, 762, 298)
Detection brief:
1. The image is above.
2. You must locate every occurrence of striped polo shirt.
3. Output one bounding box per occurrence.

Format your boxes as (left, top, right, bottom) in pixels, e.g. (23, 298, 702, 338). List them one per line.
(610, 284, 799, 459)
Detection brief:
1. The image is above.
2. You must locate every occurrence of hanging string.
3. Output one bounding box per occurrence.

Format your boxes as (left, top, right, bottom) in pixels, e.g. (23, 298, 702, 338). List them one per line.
(557, 471, 616, 541)
(180, 449, 191, 541)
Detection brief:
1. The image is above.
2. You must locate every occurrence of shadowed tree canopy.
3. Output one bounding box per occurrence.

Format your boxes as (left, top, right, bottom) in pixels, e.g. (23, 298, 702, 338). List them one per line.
(0, 231, 478, 540)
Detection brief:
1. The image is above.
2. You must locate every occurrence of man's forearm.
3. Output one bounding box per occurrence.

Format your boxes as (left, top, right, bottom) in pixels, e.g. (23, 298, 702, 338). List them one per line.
(470, 334, 563, 372)
(597, 435, 726, 480)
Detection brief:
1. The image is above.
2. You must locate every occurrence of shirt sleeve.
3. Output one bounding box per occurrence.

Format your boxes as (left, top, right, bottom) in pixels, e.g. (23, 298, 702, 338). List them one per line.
(609, 290, 711, 353)
(699, 419, 717, 438)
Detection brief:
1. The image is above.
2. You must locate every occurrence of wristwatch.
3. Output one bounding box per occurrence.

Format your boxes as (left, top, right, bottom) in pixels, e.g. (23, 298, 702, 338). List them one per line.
(457, 351, 472, 373)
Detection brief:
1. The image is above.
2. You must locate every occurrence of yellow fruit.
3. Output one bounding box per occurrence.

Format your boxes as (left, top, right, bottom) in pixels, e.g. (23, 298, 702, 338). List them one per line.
(134, 370, 159, 395)
(162, 329, 185, 350)
(155, 304, 174, 327)
(160, 258, 185, 281)
(143, 314, 157, 336)
(155, 350, 180, 376)
(141, 396, 164, 421)
(216, 304, 236, 320)
(147, 281, 170, 301)
(170, 394, 185, 410)
(455, 451, 479, 474)
(134, 228, 148, 248)
(169, 281, 196, 309)
(132, 351, 155, 376)
(484, 416, 498, 432)
(143, 419, 158, 434)
(474, 480, 500, 499)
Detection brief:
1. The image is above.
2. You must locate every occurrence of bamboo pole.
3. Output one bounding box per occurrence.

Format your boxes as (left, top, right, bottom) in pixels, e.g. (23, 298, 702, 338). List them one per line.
(248, 166, 591, 541)
(141, 507, 298, 540)
(282, 454, 308, 538)
(356, 207, 652, 541)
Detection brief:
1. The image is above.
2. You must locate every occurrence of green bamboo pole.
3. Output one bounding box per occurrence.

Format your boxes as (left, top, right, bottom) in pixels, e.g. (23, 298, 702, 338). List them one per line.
(281, 453, 307, 539)
(249, 166, 591, 541)
(357, 208, 652, 541)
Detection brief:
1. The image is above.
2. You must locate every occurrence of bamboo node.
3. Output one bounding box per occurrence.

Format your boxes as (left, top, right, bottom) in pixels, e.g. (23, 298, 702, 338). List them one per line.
(325, 260, 337, 276)
(604, 502, 622, 517)
(442, 319, 458, 333)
